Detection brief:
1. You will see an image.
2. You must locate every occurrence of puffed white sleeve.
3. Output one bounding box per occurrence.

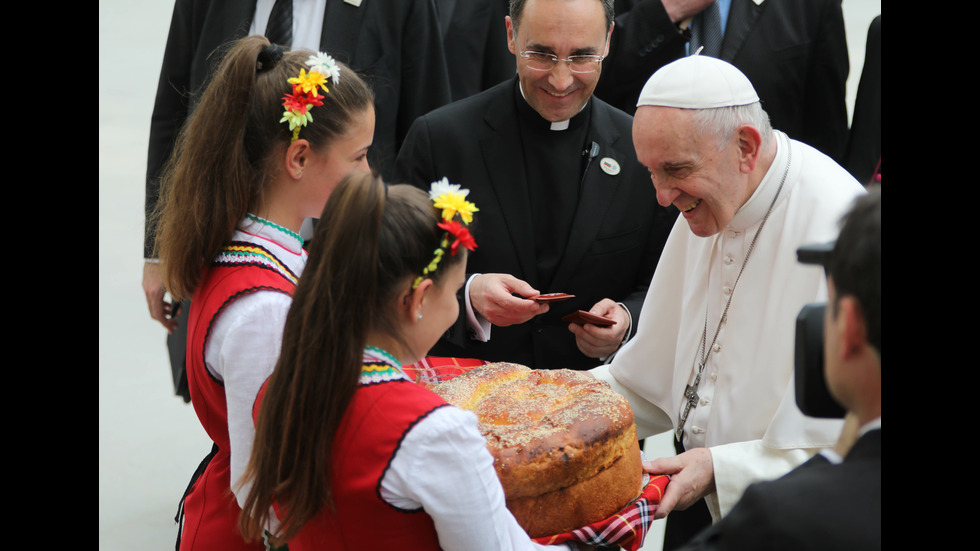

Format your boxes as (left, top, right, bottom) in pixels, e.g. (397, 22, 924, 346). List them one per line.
(204, 290, 292, 507)
(380, 406, 568, 551)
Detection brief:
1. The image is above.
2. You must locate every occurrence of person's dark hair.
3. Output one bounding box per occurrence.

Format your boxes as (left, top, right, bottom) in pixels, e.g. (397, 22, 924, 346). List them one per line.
(239, 174, 465, 544)
(510, 0, 615, 32)
(829, 188, 881, 356)
(152, 35, 374, 300)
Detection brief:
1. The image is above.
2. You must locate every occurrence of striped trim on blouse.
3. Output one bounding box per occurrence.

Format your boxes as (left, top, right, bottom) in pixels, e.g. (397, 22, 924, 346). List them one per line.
(360, 347, 410, 386)
(213, 241, 299, 285)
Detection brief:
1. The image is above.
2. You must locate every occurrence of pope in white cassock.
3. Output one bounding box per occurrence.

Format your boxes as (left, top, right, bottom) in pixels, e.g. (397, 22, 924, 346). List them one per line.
(591, 54, 866, 546)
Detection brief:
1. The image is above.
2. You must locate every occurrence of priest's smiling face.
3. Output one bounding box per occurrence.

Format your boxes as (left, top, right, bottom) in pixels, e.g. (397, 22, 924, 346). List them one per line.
(633, 106, 759, 238)
(506, 0, 611, 123)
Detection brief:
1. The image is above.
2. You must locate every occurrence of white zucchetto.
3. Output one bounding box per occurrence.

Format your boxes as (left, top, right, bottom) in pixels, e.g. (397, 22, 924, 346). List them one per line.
(637, 54, 759, 109)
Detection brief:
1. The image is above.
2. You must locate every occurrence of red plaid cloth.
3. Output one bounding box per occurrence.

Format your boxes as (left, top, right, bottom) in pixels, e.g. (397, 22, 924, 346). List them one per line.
(406, 356, 669, 550)
(403, 356, 489, 387)
(532, 474, 669, 550)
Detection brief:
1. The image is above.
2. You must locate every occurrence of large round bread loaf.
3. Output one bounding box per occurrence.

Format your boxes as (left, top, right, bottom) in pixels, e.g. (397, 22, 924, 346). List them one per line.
(432, 362, 642, 537)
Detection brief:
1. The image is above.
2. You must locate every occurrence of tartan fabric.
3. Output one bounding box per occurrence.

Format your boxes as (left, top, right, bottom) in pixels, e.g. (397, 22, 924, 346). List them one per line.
(405, 356, 668, 550)
(533, 475, 669, 551)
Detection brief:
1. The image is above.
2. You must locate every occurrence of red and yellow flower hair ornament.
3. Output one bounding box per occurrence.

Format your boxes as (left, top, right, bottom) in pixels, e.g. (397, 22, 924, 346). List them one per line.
(413, 178, 479, 289)
(280, 52, 342, 142)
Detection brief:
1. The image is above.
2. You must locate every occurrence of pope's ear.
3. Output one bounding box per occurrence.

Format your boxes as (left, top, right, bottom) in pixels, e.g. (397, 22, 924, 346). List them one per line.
(735, 125, 762, 174)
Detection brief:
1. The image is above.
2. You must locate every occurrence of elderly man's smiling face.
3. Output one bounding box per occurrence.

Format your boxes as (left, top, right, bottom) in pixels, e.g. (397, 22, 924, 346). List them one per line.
(506, 0, 611, 123)
(633, 106, 757, 238)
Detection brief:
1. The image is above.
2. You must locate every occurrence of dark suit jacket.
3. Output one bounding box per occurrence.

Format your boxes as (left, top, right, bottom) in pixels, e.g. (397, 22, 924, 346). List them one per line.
(394, 78, 675, 370)
(435, 0, 513, 101)
(844, 15, 881, 186)
(144, 0, 452, 256)
(596, 0, 849, 161)
(681, 429, 881, 551)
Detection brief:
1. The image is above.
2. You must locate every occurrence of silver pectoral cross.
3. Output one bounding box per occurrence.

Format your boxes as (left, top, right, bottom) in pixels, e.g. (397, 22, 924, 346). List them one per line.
(676, 371, 702, 440)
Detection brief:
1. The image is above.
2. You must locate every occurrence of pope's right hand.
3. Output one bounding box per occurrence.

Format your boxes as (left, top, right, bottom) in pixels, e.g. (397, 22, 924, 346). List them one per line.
(469, 273, 549, 327)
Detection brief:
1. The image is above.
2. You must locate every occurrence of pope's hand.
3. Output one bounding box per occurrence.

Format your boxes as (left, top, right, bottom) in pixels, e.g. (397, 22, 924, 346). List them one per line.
(569, 299, 629, 358)
(643, 447, 716, 519)
(469, 273, 549, 327)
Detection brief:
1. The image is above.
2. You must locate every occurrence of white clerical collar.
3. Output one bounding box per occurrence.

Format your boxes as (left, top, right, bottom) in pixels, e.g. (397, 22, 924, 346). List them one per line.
(517, 81, 584, 131)
(728, 131, 792, 232)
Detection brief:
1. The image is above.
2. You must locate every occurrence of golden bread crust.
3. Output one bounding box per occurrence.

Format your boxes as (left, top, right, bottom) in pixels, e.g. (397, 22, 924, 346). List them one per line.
(506, 438, 643, 538)
(433, 363, 642, 537)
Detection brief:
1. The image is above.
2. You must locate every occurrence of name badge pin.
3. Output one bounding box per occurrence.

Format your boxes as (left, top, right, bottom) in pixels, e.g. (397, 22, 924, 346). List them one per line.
(600, 157, 620, 176)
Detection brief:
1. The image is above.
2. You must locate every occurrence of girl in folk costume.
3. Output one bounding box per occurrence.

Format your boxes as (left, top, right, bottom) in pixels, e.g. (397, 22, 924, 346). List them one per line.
(240, 175, 571, 550)
(153, 34, 374, 550)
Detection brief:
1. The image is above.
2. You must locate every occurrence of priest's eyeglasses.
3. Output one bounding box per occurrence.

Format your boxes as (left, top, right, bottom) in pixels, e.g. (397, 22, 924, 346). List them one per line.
(518, 50, 605, 74)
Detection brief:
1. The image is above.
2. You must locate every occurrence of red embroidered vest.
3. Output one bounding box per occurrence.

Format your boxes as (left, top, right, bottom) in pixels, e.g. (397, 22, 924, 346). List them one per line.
(255, 358, 449, 550)
(181, 263, 294, 551)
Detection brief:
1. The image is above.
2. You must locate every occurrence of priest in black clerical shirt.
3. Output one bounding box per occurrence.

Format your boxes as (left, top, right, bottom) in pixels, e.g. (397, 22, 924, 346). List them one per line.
(394, 0, 675, 371)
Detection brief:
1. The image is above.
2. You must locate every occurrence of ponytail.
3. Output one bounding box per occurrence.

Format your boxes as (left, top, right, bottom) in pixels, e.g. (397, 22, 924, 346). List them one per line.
(153, 35, 373, 300)
(240, 174, 465, 543)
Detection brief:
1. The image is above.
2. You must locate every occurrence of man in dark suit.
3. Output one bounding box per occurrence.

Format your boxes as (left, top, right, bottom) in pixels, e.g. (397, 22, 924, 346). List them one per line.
(596, 0, 849, 162)
(395, 0, 675, 370)
(143, 0, 453, 398)
(435, 0, 514, 101)
(678, 189, 881, 551)
(844, 15, 881, 186)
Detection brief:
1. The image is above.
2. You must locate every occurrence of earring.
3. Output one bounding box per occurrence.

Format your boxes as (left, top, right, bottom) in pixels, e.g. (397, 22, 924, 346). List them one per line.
(417, 313, 423, 321)
(296, 168, 304, 177)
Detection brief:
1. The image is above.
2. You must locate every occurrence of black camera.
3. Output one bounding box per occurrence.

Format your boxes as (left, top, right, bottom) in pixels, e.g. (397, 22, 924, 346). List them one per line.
(793, 302, 845, 419)
(793, 243, 845, 419)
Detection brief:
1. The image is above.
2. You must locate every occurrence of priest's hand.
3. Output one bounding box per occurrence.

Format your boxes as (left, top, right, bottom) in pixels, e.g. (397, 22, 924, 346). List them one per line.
(469, 273, 549, 327)
(144, 261, 178, 333)
(643, 448, 716, 519)
(569, 299, 629, 358)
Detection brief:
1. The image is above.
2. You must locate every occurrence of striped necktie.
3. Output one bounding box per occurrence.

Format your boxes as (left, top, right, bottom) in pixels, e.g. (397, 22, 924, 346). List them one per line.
(690, 2, 723, 57)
